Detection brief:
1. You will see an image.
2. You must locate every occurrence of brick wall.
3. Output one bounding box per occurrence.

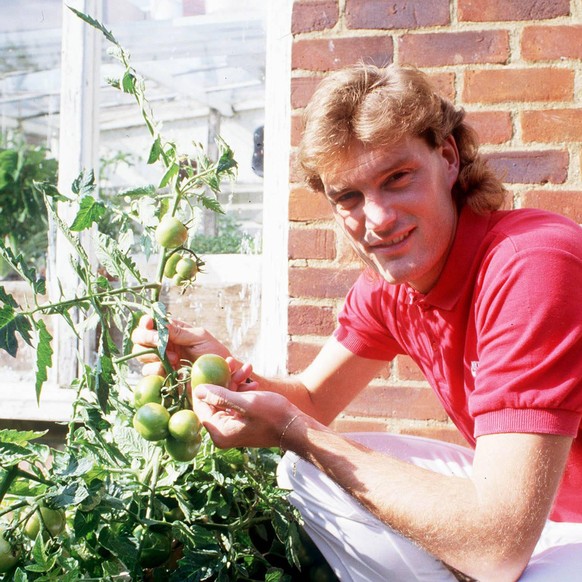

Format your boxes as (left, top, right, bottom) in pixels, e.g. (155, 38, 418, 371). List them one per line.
(287, 0, 582, 446)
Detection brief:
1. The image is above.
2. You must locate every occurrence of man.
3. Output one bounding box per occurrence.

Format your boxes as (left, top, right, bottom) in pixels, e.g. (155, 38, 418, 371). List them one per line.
(133, 64, 582, 581)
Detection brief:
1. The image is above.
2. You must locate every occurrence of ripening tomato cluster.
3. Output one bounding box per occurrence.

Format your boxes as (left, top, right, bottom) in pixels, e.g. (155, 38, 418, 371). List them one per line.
(155, 215, 203, 287)
(132, 375, 203, 463)
(0, 506, 67, 573)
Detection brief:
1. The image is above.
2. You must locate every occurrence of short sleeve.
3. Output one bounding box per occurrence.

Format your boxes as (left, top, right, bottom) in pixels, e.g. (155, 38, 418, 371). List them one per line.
(334, 270, 403, 361)
(470, 241, 582, 438)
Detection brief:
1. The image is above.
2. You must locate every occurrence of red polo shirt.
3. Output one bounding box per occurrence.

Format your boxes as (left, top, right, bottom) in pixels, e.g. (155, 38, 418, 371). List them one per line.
(334, 206, 582, 522)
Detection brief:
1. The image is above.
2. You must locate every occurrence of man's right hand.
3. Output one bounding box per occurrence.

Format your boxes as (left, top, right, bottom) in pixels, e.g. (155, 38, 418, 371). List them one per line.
(130, 314, 231, 376)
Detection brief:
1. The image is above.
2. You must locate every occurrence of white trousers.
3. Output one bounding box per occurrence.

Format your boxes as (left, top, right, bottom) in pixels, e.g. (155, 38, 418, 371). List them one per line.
(276, 432, 582, 581)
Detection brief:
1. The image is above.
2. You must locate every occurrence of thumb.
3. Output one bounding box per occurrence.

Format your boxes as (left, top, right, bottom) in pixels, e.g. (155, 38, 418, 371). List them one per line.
(193, 384, 248, 414)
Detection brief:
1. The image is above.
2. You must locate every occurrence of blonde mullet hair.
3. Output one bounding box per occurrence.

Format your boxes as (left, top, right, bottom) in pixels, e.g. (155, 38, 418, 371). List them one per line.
(297, 64, 506, 214)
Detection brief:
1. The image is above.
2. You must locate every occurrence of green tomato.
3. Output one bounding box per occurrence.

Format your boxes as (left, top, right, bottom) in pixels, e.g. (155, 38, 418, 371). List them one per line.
(133, 402, 170, 441)
(172, 273, 186, 286)
(155, 216, 188, 249)
(168, 409, 201, 441)
(163, 252, 182, 278)
(133, 375, 164, 408)
(190, 354, 231, 392)
(175, 257, 198, 279)
(134, 526, 172, 568)
(0, 530, 20, 573)
(24, 506, 66, 540)
(165, 433, 202, 463)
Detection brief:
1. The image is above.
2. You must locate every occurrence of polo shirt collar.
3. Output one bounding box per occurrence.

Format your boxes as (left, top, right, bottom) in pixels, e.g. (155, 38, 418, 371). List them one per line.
(407, 206, 491, 311)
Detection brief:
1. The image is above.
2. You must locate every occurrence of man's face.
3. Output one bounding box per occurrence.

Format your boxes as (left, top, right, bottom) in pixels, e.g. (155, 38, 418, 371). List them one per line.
(322, 135, 460, 293)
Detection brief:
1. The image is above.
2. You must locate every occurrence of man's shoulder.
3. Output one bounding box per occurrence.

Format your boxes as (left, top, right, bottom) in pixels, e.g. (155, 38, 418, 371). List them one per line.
(486, 208, 581, 252)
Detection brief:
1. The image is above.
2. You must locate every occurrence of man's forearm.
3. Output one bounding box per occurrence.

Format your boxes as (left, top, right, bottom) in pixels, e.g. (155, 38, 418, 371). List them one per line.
(281, 414, 563, 582)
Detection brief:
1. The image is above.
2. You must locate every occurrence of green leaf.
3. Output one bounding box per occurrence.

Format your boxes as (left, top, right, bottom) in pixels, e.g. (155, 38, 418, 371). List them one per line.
(151, 302, 169, 359)
(71, 169, 96, 198)
(159, 162, 179, 188)
(69, 195, 106, 232)
(197, 193, 225, 215)
(147, 137, 163, 165)
(34, 319, 53, 403)
(121, 71, 137, 94)
(0, 308, 33, 358)
(67, 6, 119, 45)
(0, 428, 48, 444)
(94, 232, 143, 286)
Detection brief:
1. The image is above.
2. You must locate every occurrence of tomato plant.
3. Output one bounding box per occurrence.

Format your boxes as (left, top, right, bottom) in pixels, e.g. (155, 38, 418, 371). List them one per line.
(0, 8, 315, 582)
(0, 530, 20, 573)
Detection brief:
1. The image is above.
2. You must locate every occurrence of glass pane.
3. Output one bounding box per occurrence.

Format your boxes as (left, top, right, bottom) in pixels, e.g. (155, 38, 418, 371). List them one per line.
(0, 0, 266, 391)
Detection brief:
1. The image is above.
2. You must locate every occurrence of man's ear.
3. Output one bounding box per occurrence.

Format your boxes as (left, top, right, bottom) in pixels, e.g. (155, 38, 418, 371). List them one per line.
(441, 134, 460, 188)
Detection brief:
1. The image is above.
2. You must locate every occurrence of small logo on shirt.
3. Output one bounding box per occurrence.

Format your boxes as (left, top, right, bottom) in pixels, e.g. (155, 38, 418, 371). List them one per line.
(471, 361, 479, 378)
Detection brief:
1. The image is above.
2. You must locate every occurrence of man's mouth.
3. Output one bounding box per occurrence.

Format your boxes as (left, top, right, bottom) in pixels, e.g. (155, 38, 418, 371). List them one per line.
(368, 229, 412, 249)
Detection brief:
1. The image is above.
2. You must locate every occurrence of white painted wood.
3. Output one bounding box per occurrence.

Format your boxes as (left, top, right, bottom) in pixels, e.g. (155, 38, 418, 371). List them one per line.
(257, 0, 293, 376)
(46, 0, 102, 387)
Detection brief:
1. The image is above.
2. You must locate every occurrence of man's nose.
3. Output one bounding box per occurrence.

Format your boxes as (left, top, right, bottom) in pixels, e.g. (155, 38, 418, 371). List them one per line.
(363, 194, 396, 234)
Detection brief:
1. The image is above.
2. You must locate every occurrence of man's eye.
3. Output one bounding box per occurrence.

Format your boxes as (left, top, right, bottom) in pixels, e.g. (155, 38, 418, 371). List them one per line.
(335, 191, 360, 207)
(386, 171, 410, 186)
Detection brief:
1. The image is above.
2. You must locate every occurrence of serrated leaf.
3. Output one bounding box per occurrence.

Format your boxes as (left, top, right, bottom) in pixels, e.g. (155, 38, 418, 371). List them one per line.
(118, 184, 156, 198)
(34, 319, 53, 403)
(0, 428, 48, 444)
(147, 137, 163, 165)
(69, 195, 106, 232)
(151, 302, 169, 359)
(67, 6, 118, 45)
(71, 169, 96, 197)
(0, 310, 33, 358)
(95, 232, 143, 286)
(0, 286, 19, 309)
(198, 194, 224, 214)
(159, 163, 180, 188)
(121, 71, 137, 94)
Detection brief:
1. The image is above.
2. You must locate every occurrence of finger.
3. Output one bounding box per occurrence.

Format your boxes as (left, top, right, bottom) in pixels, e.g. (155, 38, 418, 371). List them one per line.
(193, 384, 248, 415)
(139, 314, 155, 330)
(131, 327, 159, 348)
(132, 343, 161, 363)
(142, 361, 166, 377)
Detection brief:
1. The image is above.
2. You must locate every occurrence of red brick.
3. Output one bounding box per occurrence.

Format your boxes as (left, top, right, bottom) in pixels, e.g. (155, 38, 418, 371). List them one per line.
(521, 190, 582, 224)
(289, 187, 333, 221)
(522, 25, 582, 61)
(521, 109, 582, 143)
(463, 68, 574, 104)
(427, 72, 456, 101)
(292, 36, 393, 72)
(345, 0, 450, 29)
(458, 0, 569, 22)
(400, 425, 471, 447)
(288, 227, 337, 260)
(291, 76, 322, 110)
(484, 150, 568, 184)
(331, 416, 391, 433)
(345, 384, 449, 421)
(464, 111, 513, 145)
(291, 112, 304, 147)
(393, 355, 427, 383)
(287, 340, 323, 373)
(399, 31, 509, 67)
(292, 0, 339, 34)
(288, 304, 337, 336)
(289, 266, 361, 299)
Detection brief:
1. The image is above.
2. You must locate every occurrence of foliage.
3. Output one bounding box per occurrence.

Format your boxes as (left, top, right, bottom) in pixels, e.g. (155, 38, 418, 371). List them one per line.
(190, 214, 259, 255)
(0, 140, 58, 278)
(0, 10, 323, 581)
